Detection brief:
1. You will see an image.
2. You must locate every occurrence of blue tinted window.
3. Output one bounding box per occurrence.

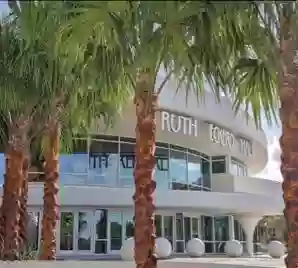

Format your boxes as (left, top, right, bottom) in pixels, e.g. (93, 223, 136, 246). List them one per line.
(89, 139, 118, 186)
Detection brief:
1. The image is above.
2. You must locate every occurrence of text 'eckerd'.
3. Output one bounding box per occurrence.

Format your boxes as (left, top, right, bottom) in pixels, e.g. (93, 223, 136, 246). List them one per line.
(161, 111, 198, 137)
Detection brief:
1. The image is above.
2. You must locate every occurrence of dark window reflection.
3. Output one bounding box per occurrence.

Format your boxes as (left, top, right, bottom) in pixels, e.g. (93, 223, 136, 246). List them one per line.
(202, 159, 211, 191)
(123, 212, 134, 238)
(212, 156, 226, 174)
(155, 215, 162, 237)
(109, 212, 122, 251)
(201, 216, 213, 253)
(191, 218, 199, 238)
(95, 209, 107, 240)
(184, 217, 191, 243)
(164, 216, 173, 246)
(60, 212, 74, 250)
(214, 216, 229, 241)
(234, 219, 246, 241)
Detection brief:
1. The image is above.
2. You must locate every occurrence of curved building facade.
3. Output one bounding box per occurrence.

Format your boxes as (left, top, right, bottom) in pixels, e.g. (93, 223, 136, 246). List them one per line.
(21, 77, 283, 258)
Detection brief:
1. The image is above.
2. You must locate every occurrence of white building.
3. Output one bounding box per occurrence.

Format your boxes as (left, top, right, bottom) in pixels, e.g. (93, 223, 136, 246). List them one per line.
(25, 76, 284, 258)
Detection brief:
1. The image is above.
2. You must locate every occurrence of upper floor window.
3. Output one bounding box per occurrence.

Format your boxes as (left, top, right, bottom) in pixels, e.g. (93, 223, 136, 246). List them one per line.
(211, 156, 226, 174)
(230, 158, 247, 176)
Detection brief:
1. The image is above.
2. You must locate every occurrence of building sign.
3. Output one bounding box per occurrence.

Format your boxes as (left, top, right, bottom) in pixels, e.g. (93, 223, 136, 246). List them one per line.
(161, 111, 198, 137)
(209, 124, 235, 149)
(209, 123, 253, 155)
(239, 138, 253, 156)
(89, 153, 169, 171)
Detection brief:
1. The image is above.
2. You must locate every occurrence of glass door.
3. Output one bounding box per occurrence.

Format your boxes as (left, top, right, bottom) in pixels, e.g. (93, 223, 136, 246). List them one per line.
(184, 217, 191, 246)
(108, 212, 123, 253)
(175, 213, 185, 252)
(163, 215, 173, 247)
(59, 211, 75, 253)
(76, 211, 93, 252)
(93, 209, 108, 254)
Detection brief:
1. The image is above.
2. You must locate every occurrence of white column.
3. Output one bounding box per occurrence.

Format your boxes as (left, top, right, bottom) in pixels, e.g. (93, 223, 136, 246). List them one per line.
(228, 215, 235, 240)
(236, 215, 262, 257)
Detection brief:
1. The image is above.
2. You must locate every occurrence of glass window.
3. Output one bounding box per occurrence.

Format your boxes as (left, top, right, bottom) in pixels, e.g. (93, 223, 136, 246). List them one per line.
(123, 212, 134, 238)
(89, 139, 118, 186)
(155, 215, 162, 237)
(184, 217, 191, 243)
(155, 147, 169, 190)
(201, 216, 213, 241)
(95, 210, 107, 240)
(214, 216, 229, 241)
(202, 159, 211, 191)
(28, 211, 40, 251)
(164, 216, 173, 246)
(176, 213, 184, 241)
(201, 216, 214, 253)
(175, 213, 185, 253)
(60, 139, 88, 184)
(119, 142, 134, 187)
(170, 148, 187, 190)
(187, 152, 202, 191)
(109, 212, 123, 251)
(60, 212, 74, 250)
(212, 156, 226, 174)
(234, 220, 246, 242)
(77, 211, 92, 250)
(230, 159, 247, 176)
(191, 218, 199, 238)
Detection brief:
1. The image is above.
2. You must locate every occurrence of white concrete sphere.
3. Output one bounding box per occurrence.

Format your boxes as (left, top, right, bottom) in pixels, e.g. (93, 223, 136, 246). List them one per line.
(186, 238, 205, 257)
(268, 241, 285, 258)
(155, 237, 172, 258)
(225, 240, 243, 257)
(120, 237, 134, 261)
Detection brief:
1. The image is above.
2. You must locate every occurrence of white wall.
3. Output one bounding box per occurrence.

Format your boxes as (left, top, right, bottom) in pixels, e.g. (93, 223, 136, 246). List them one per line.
(211, 173, 282, 197)
(27, 183, 283, 216)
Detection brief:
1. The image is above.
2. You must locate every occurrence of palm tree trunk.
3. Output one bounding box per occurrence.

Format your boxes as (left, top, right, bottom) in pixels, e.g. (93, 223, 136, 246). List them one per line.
(133, 71, 157, 268)
(18, 156, 30, 252)
(39, 119, 60, 260)
(0, 174, 8, 257)
(279, 17, 298, 268)
(1, 146, 25, 260)
(0, 116, 30, 261)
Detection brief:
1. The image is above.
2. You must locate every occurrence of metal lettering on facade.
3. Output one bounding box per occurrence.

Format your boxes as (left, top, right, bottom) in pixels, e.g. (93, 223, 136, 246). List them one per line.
(239, 138, 253, 156)
(209, 124, 235, 149)
(161, 111, 198, 137)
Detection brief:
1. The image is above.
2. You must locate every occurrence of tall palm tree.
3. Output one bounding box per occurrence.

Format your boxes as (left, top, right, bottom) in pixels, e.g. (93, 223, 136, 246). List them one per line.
(216, 3, 298, 267)
(60, 2, 275, 267)
(9, 2, 132, 259)
(0, 20, 45, 259)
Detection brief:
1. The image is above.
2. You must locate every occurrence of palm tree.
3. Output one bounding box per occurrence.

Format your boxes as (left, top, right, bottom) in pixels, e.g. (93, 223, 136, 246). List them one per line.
(214, 3, 298, 267)
(0, 20, 45, 259)
(60, 2, 273, 267)
(9, 2, 132, 259)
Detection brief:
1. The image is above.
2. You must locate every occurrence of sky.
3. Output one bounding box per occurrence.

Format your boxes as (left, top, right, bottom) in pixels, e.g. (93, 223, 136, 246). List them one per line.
(256, 121, 282, 181)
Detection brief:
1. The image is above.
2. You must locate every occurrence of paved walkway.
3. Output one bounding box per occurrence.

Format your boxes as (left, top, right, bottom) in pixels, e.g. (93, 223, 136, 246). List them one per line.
(0, 257, 285, 268)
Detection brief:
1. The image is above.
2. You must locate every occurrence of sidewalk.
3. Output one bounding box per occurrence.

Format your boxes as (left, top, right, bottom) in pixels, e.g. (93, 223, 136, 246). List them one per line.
(0, 257, 285, 268)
